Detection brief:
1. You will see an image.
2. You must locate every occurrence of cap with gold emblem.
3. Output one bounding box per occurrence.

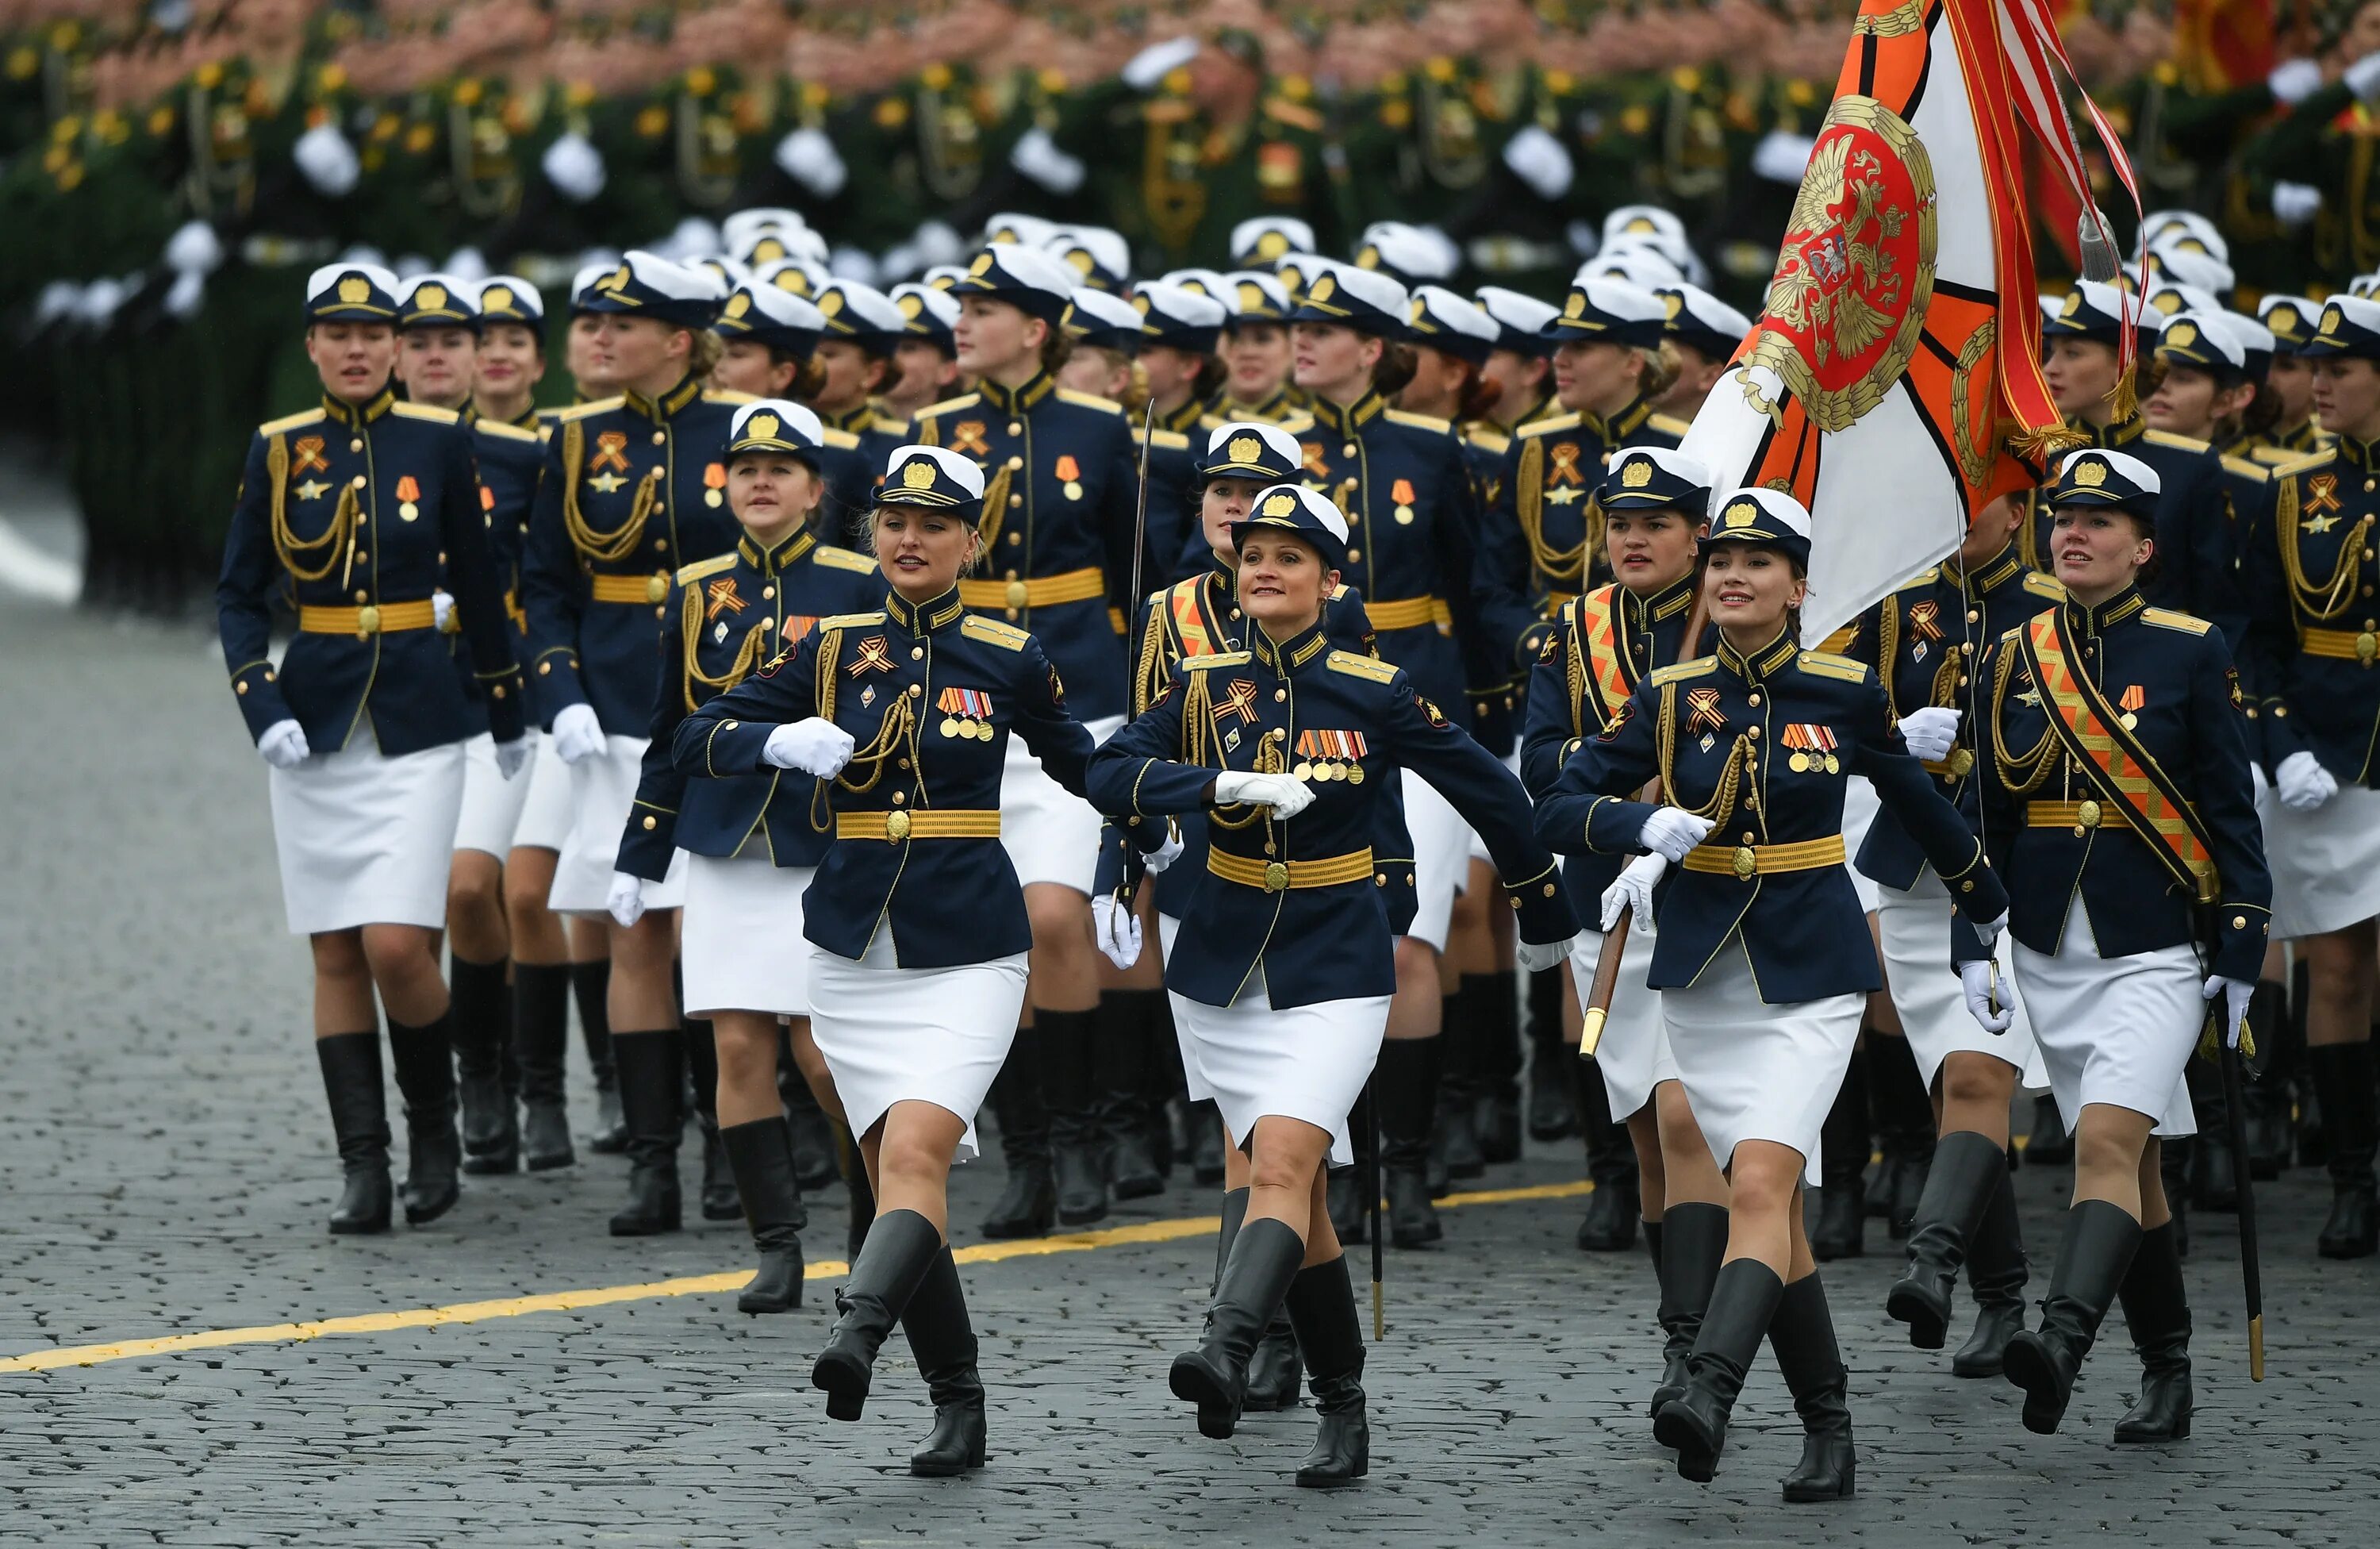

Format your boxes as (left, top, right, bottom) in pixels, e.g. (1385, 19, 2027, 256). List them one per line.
(1196, 421, 1303, 484)
(1229, 217, 1316, 267)
(1473, 286, 1560, 356)
(1699, 486, 1813, 567)
(1601, 205, 1698, 277)
(1356, 221, 1461, 287)
(2043, 278, 2146, 345)
(983, 211, 1061, 248)
(813, 278, 908, 354)
(727, 210, 828, 269)
(714, 281, 826, 359)
(2302, 293, 2380, 359)
(953, 243, 1078, 325)
(1285, 259, 1410, 336)
(1601, 447, 1712, 516)
(2134, 209, 2228, 265)
(1219, 270, 1292, 329)
(1542, 275, 1667, 347)
(2051, 447, 2162, 510)
(877, 444, 988, 515)
(397, 273, 479, 331)
(474, 275, 544, 329)
(2153, 309, 2247, 381)
(753, 256, 831, 302)
(1045, 224, 1132, 292)
(570, 249, 723, 328)
(1133, 280, 1227, 353)
(889, 282, 960, 352)
(726, 398, 827, 467)
(2145, 232, 2236, 298)
(1656, 282, 1754, 361)
(1066, 286, 1147, 352)
(1230, 482, 1350, 568)
(303, 261, 402, 325)
(2259, 294, 2317, 353)
(1404, 285, 1498, 366)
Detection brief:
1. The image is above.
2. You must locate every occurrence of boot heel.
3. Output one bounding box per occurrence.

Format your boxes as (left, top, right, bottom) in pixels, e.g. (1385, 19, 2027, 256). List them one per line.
(2000, 1332, 2067, 1434)
(812, 1344, 872, 1422)
(1169, 1351, 1241, 1438)
(1884, 1278, 1949, 1350)
(1652, 1400, 1719, 1482)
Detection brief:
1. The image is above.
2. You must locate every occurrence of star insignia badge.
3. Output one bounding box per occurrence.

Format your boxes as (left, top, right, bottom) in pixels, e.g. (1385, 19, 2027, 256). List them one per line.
(2303, 512, 2342, 535)
(588, 471, 628, 494)
(1545, 486, 1583, 505)
(295, 479, 329, 501)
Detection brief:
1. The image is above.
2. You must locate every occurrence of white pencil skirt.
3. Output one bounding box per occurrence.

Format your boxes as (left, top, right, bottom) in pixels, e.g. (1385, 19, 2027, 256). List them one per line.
(807, 927, 1030, 1163)
(1841, 775, 1882, 913)
(2260, 780, 2380, 940)
(550, 734, 686, 916)
(1876, 869, 2048, 1091)
(1564, 917, 1672, 1120)
(1403, 776, 1475, 953)
(451, 731, 539, 859)
(268, 731, 465, 936)
(680, 852, 816, 1017)
(1169, 965, 1392, 1167)
(997, 713, 1120, 894)
(509, 732, 575, 851)
(1662, 936, 1864, 1186)
(2010, 903, 2198, 1140)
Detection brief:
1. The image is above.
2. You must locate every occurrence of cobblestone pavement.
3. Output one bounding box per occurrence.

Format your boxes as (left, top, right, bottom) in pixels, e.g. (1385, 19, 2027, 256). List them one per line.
(3, 598, 2377, 1547)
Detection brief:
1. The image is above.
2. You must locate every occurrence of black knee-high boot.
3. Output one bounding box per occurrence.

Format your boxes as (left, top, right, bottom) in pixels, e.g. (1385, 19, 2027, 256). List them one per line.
(1328, 1081, 1370, 1245)
(1379, 1036, 1444, 1247)
(981, 1022, 1055, 1239)
(2111, 1220, 2192, 1442)
(682, 1017, 739, 1221)
(1812, 1049, 1868, 1259)
(900, 1245, 987, 1475)
(1437, 984, 1484, 1181)
(1041, 1008, 1109, 1227)
(513, 962, 574, 1170)
(2242, 979, 2291, 1180)
(2002, 1199, 2144, 1433)
(450, 951, 518, 1174)
(608, 1028, 684, 1236)
(570, 959, 624, 1153)
(1525, 967, 1576, 1142)
(812, 1208, 944, 1421)
(2313, 1041, 2379, 1259)
(720, 1116, 804, 1314)
(1866, 1035, 1931, 1236)
(1470, 971, 1523, 1165)
(1212, 1186, 1304, 1412)
(386, 1011, 462, 1226)
(1951, 1167, 2029, 1378)
(1770, 1271, 1856, 1502)
(1572, 1055, 1637, 1251)
(2186, 1059, 2236, 1210)
(839, 1119, 875, 1259)
(316, 1031, 392, 1234)
(1886, 1130, 2008, 1350)
(782, 1046, 839, 1190)
(1142, 994, 1185, 1182)
(1284, 1255, 1368, 1487)
(2159, 1135, 2192, 1258)
(1098, 990, 1165, 1200)
(1653, 1258, 1786, 1482)
(1170, 1217, 1305, 1438)
(1653, 1202, 1729, 1416)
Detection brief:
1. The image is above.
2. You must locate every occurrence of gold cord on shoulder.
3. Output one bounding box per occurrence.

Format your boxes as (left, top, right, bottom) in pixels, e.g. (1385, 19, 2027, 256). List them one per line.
(680, 588, 772, 712)
(560, 420, 661, 564)
(2274, 474, 2367, 622)
(267, 432, 358, 582)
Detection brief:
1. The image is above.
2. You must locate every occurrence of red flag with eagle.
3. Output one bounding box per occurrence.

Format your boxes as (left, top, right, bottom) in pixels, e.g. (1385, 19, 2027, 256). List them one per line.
(1679, 0, 2143, 644)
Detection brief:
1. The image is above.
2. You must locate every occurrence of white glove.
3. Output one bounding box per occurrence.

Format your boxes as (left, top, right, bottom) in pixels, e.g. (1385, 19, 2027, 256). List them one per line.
(1212, 771, 1315, 818)
(1501, 124, 1575, 200)
(2268, 57, 2324, 105)
(1637, 807, 1715, 863)
(1971, 909, 2008, 956)
(163, 269, 207, 321)
(910, 218, 964, 268)
(605, 870, 648, 928)
(1600, 851, 1666, 933)
(2347, 51, 2380, 104)
(1009, 127, 1086, 195)
(77, 277, 128, 326)
(1962, 959, 2013, 1034)
(550, 702, 606, 766)
(164, 217, 223, 276)
(2276, 749, 2338, 811)
(1897, 705, 1961, 764)
(1092, 892, 1142, 971)
(1143, 823, 1185, 875)
(774, 126, 848, 196)
(762, 717, 856, 778)
(1122, 35, 1200, 90)
(1752, 129, 1818, 185)
(33, 280, 80, 329)
(541, 130, 606, 202)
(2273, 180, 2324, 228)
(258, 718, 310, 769)
(293, 122, 360, 197)
(494, 736, 529, 782)
(2202, 974, 2255, 1051)
(431, 589, 455, 632)
(1516, 934, 1578, 974)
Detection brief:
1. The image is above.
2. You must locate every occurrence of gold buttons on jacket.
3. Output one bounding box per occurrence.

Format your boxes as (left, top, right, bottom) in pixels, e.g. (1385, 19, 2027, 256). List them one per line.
(887, 809, 912, 840)
(646, 574, 668, 603)
(642, 815, 657, 830)
(651, 431, 666, 446)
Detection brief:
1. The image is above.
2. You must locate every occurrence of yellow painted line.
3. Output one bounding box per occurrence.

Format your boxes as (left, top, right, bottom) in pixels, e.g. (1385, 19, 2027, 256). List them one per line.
(0, 1179, 1592, 1376)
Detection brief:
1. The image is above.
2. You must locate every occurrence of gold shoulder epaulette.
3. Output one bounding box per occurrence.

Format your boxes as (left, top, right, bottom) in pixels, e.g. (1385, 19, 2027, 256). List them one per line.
(962, 615, 1031, 649)
(1184, 650, 1253, 670)
(1646, 413, 1691, 438)
(675, 552, 737, 587)
(812, 545, 877, 573)
(258, 408, 325, 436)
(1465, 426, 1512, 455)
(1650, 656, 1717, 686)
(820, 427, 862, 449)
(2142, 428, 2210, 454)
(1795, 650, 1868, 682)
(913, 393, 980, 421)
(703, 389, 757, 406)
(1891, 568, 1939, 595)
(1056, 388, 1125, 415)
(559, 395, 628, 422)
(2220, 455, 2270, 483)
(2022, 572, 2066, 600)
(2277, 448, 2337, 479)
(1517, 411, 1585, 440)
(536, 406, 566, 424)
(390, 401, 459, 425)
(1263, 95, 1323, 133)
(870, 417, 908, 436)
(474, 417, 539, 443)
(1137, 427, 1192, 451)
(1382, 408, 1453, 435)
(2140, 606, 2214, 636)
(818, 609, 886, 631)
(2249, 445, 2297, 467)
(1326, 650, 1397, 682)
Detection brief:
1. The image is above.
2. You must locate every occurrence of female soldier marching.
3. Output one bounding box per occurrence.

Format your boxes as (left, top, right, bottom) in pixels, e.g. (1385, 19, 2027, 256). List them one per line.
(217, 261, 528, 1233)
(607, 400, 878, 1310)
(1534, 490, 2008, 1501)
(671, 444, 1099, 1476)
(1091, 484, 1579, 1488)
(1958, 448, 2269, 1443)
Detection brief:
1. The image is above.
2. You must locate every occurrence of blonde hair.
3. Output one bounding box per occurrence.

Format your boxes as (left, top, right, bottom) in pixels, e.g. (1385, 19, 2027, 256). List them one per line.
(863, 503, 987, 576)
(1636, 340, 1683, 401)
(688, 328, 725, 379)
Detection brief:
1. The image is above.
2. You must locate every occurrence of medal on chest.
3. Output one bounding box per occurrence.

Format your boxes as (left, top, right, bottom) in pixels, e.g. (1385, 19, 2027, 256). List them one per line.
(936, 686, 996, 740)
(1781, 723, 1839, 774)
